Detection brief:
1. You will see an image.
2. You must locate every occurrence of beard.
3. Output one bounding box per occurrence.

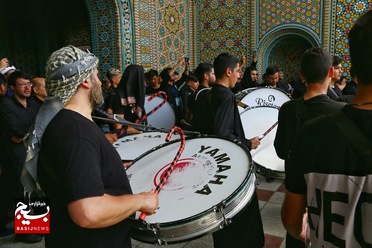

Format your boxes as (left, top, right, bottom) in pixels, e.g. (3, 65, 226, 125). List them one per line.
(90, 77, 104, 109)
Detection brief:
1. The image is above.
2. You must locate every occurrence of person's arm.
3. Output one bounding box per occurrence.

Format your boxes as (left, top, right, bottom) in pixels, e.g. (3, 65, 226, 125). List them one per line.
(282, 191, 308, 240)
(250, 52, 257, 67)
(68, 191, 158, 228)
(168, 56, 185, 78)
(0, 58, 9, 72)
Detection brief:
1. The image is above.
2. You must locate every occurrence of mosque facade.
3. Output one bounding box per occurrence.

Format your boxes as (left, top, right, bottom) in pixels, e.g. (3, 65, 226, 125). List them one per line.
(1, 0, 371, 81)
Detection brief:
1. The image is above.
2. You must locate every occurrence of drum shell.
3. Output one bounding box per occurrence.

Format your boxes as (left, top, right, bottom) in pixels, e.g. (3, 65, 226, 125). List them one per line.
(144, 95, 176, 129)
(127, 136, 256, 244)
(239, 87, 291, 179)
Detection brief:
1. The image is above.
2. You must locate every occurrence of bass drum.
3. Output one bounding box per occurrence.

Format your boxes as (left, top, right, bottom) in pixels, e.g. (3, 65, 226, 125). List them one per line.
(240, 87, 291, 179)
(144, 95, 175, 129)
(127, 136, 256, 244)
(113, 132, 180, 161)
(237, 87, 291, 113)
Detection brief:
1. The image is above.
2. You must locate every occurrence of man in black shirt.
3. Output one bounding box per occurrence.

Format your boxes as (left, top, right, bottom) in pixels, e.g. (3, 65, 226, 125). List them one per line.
(186, 62, 215, 134)
(26, 46, 158, 247)
(274, 47, 345, 247)
(208, 53, 263, 248)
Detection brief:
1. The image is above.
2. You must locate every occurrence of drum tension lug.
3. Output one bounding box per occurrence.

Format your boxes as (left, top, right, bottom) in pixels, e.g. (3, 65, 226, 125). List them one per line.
(214, 201, 232, 229)
(143, 221, 167, 246)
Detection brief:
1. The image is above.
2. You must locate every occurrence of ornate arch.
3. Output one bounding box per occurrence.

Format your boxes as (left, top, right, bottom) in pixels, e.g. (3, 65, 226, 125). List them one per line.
(257, 24, 320, 74)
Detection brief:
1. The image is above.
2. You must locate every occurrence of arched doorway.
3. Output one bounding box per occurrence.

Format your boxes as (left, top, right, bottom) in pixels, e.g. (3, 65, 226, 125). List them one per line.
(258, 27, 320, 84)
(267, 35, 312, 84)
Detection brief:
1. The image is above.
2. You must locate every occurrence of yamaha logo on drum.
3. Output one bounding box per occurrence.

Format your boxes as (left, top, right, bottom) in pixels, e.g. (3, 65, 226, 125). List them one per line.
(152, 145, 232, 196)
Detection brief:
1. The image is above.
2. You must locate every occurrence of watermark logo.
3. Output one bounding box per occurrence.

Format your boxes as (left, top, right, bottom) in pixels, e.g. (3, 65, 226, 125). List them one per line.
(14, 198, 50, 234)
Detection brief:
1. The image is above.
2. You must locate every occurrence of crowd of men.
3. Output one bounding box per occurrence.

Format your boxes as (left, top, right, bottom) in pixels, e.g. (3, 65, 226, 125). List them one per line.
(0, 9, 371, 248)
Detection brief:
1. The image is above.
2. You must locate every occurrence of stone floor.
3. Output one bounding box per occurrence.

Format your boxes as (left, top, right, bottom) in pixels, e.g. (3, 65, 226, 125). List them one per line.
(0, 174, 286, 248)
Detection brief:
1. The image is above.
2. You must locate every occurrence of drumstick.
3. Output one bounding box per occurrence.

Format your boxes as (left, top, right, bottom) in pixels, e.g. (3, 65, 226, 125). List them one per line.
(259, 121, 278, 140)
(236, 100, 249, 109)
(138, 91, 168, 122)
(139, 126, 186, 220)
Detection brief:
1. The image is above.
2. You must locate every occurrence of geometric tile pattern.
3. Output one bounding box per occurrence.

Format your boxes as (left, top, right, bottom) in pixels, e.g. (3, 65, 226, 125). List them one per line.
(130, 0, 193, 72)
(258, 0, 322, 39)
(195, 0, 251, 65)
(86, 0, 123, 73)
(132, 0, 154, 71)
(154, 0, 192, 71)
(334, 0, 372, 76)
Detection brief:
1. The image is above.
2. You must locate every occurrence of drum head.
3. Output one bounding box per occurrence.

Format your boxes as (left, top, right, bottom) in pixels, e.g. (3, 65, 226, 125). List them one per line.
(113, 132, 180, 161)
(144, 96, 175, 129)
(238, 87, 290, 113)
(127, 136, 255, 243)
(241, 107, 284, 174)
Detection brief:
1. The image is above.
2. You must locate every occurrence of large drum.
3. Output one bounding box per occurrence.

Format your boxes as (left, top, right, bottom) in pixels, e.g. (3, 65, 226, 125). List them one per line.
(127, 136, 256, 244)
(239, 87, 291, 179)
(237, 87, 291, 113)
(144, 95, 176, 129)
(113, 132, 179, 161)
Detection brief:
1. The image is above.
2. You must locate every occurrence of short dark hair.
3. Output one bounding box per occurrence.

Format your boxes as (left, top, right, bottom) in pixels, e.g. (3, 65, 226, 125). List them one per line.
(349, 9, 372, 85)
(213, 53, 239, 79)
(145, 69, 158, 81)
(300, 47, 332, 84)
(265, 65, 279, 76)
(332, 55, 342, 67)
(7, 70, 32, 86)
(186, 72, 198, 82)
(194, 62, 213, 83)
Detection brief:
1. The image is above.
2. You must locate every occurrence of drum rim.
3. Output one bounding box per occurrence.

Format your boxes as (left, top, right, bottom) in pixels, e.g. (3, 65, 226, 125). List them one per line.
(128, 135, 254, 226)
(235, 86, 292, 100)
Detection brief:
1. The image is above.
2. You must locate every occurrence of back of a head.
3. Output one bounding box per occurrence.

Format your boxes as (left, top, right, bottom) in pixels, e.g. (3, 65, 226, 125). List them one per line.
(194, 62, 213, 82)
(301, 47, 332, 84)
(265, 65, 279, 76)
(7, 70, 32, 86)
(121, 64, 145, 84)
(349, 9, 372, 86)
(45, 45, 99, 105)
(213, 53, 239, 79)
(160, 67, 171, 80)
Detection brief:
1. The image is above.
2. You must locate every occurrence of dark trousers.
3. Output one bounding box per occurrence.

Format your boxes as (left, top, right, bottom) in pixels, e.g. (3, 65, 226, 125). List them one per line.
(213, 191, 264, 248)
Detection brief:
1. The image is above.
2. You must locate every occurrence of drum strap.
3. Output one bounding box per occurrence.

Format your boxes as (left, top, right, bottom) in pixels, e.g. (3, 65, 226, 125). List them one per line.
(294, 98, 311, 129)
(329, 112, 372, 165)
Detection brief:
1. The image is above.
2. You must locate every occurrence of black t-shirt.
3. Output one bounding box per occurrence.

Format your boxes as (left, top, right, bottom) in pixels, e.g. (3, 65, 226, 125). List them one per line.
(285, 105, 372, 246)
(210, 84, 252, 149)
(188, 86, 214, 134)
(38, 109, 133, 248)
(274, 94, 346, 159)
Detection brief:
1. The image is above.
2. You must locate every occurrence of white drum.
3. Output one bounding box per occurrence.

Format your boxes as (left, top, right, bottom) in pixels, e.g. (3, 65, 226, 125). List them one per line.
(127, 136, 256, 244)
(240, 88, 291, 179)
(113, 132, 179, 161)
(144, 95, 176, 129)
(237, 87, 291, 113)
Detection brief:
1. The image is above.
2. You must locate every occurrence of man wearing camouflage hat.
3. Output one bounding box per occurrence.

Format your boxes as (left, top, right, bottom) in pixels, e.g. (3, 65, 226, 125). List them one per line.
(23, 45, 158, 247)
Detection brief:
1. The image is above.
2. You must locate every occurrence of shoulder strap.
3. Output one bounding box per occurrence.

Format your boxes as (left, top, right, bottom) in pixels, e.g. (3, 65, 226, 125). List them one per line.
(295, 97, 311, 126)
(329, 111, 372, 164)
